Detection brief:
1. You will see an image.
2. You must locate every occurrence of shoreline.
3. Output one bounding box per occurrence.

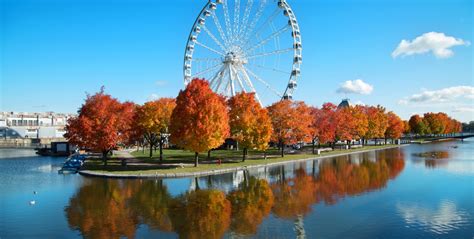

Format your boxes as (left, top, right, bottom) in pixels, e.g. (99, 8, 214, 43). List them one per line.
(79, 144, 409, 179)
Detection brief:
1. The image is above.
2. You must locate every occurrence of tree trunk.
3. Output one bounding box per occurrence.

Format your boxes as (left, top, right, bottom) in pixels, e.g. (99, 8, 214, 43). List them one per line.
(263, 151, 267, 160)
(102, 150, 108, 166)
(280, 141, 285, 157)
(207, 150, 211, 160)
(149, 141, 153, 158)
(159, 135, 163, 161)
(385, 138, 388, 145)
(312, 139, 315, 154)
(194, 152, 199, 167)
(242, 148, 247, 162)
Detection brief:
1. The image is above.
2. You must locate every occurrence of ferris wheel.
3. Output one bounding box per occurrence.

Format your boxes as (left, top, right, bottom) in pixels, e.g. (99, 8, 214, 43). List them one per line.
(183, 0, 302, 105)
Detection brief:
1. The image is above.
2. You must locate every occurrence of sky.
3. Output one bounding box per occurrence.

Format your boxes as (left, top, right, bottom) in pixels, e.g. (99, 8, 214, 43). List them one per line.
(1, 0, 473, 122)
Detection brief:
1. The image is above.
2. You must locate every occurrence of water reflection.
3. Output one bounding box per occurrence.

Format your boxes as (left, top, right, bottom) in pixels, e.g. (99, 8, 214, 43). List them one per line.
(397, 200, 470, 235)
(65, 149, 405, 238)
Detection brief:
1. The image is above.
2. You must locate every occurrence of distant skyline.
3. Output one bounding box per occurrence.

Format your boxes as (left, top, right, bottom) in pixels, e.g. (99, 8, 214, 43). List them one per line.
(1, 0, 472, 122)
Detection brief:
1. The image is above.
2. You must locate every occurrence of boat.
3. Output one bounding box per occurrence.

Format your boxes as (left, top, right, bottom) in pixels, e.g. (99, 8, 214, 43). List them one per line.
(58, 153, 87, 174)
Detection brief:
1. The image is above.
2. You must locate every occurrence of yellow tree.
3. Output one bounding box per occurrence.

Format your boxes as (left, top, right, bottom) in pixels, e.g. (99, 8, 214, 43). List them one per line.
(135, 98, 176, 160)
(363, 105, 388, 144)
(228, 92, 273, 161)
(170, 78, 229, 167)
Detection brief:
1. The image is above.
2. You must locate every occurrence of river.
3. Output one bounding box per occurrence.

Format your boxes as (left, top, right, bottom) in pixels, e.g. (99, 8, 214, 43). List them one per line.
(0, 139, 473, 238)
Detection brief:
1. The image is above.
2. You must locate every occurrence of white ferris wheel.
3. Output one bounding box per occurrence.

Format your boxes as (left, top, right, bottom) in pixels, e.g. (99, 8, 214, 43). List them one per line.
(183, 0, 302, 105)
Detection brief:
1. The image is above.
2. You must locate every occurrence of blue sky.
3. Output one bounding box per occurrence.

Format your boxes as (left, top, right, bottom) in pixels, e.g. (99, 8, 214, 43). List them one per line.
(1, 0, 472, 122)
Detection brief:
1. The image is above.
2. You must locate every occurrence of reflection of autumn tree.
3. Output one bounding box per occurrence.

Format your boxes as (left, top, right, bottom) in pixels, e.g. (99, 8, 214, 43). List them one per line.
(315, 150, 405, 205)
(65, 179, 139, 239)
(128, 180, 172, 232)
(169, 189, 231, 239)
(271, 168, 318, 219)
(227, 176, 274, 235)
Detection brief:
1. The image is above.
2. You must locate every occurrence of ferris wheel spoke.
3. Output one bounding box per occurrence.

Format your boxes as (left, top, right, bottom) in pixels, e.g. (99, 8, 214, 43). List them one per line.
(234, 69, 247, 93)
(238, 0, 254, 37)
(247, 48, 293, 60)
(237, 65, 262, 105)
(242, 0, 268, 44)
(245, 25, 291, 54)
(243, 66, 283, 98)
(192, 63, 223, 78)
(222, 0, 234, 42)
(210, 65, 227, 89)
(211, 11, 230, 47)
(233, 0, 241, 37)
(195, 41, 225, 56)
(247, 63, 290, 75)
(243, 7, 280, 46)
(202, 25, 227, 52)
(229, 65, 237, 96)
(192, 57, 221, 63)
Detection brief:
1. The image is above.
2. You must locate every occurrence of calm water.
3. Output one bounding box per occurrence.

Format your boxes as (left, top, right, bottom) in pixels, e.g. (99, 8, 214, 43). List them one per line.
(1, 140, 473, 239)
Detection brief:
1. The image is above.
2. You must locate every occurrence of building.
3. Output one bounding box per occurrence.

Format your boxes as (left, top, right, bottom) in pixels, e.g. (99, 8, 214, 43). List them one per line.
(0, 112, 75, 139)
(338, 98, 352, 109)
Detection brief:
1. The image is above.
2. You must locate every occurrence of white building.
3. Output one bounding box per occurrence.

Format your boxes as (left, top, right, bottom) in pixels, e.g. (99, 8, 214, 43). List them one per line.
(0, 112, 75, 139)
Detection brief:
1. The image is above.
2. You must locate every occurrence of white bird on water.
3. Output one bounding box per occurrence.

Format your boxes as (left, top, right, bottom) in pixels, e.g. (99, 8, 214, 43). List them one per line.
(29, 200, 36, 205)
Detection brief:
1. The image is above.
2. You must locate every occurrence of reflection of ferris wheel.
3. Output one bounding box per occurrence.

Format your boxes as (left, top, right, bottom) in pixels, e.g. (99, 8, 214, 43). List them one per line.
(183, 0, 302, 104)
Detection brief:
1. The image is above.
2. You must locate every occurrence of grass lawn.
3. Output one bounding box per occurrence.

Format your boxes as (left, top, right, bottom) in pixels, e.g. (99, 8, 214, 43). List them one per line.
(80, 144, 402, 176)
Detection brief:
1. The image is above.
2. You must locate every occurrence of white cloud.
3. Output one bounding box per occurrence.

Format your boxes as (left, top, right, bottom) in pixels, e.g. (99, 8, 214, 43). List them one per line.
(392, 32, 470, 59)
(336, 79, 373, 95)
(353, 100, 366, 106)
(397, 200, 470, 234)
(399, 86, 474, 104)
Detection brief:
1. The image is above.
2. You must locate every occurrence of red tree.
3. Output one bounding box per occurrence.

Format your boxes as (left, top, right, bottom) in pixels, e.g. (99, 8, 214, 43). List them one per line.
(65, 87, 135, 165)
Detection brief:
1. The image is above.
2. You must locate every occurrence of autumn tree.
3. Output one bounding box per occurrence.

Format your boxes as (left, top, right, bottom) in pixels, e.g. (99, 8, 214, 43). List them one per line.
(385, 111, 404, 143)
(403, 120, 411, 134)
(135, 98, 176, 160)
(408, 114, 427, 135)
(267, 100, 312, 157)
(334, 105, 368, 147)
(309, 107, 321, 154)
(65, 88, 135, 165)
(228, 92, 272, 161)
(363, 105, 388, 144)
(170, 78, 229, 167)
(313, 103, 337, 147)
(423, 112, 446, 135)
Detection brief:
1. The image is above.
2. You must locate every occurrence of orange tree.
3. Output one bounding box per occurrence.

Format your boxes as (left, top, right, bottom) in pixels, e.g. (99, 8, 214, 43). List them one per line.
(169, 78, 229, 167)
(267, 100, 312, 157)
(314, 103, 337, 148)
(65, 88, 135, 165)
(228, 92, 272, 162)
(135, 98, 176, 160)
(363, 105, 388, 144)
(334, 107, 357, 144)
(385, 111, 404, 143)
